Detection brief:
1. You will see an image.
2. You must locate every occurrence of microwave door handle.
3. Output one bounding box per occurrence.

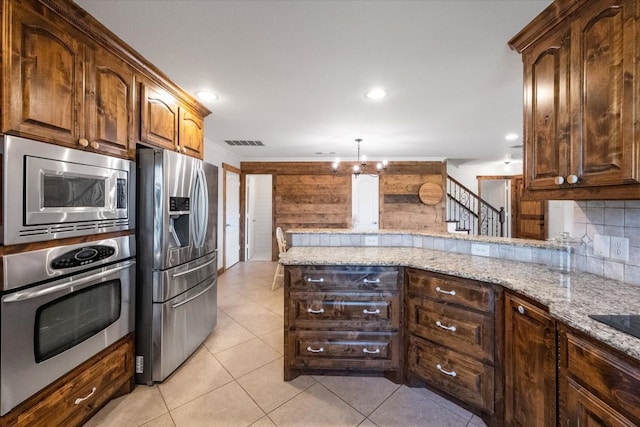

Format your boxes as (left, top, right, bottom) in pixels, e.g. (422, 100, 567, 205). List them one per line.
(171, 281, 215, 309)
(3, 261, 136, 302)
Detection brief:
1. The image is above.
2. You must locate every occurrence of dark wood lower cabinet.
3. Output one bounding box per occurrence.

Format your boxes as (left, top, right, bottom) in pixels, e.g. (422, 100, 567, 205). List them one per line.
(1, 334, 134, 427)
(405, 269, 502, 426)
(284, 265, 403, 383)
(504, 292, 557, 427)
(283, 264, 640, 427)
(559, 325, 640, 426)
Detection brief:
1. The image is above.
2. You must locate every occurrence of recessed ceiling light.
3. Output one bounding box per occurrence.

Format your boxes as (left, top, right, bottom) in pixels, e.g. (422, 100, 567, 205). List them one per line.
(196, 90, 219, 102)
(505, 133, 519, 141)
(365, 88, 387, 100)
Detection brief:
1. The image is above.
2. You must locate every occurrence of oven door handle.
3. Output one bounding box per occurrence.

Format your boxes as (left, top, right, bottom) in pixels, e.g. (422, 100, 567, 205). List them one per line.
(3, 261, 136, 302)
(171, 281, 215, 310)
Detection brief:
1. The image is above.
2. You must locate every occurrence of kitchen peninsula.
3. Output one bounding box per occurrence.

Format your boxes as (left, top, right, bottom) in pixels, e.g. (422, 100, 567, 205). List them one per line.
(280, 229, 640, 426)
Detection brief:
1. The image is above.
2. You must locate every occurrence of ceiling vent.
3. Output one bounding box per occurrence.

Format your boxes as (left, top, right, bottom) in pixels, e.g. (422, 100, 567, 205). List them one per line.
(225, 140, 265, 146)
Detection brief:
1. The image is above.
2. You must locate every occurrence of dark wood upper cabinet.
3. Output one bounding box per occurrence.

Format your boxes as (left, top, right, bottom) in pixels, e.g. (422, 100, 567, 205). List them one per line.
(572, 0, 637, 187)
(510, 0, 640, 199)
(2, 0, 209, 159)
(4, 1, 85, 146)
(85, 43, 135, 159)
(140, 82, 180, 151)
(523, 26, 571, 191)
(141, 82, 205, 159)
(179, 106, 204, 158)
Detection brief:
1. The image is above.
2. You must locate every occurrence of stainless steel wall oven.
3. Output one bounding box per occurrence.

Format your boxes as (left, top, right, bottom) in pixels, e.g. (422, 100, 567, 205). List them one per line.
(1, 135, 135, 245)
(0, 235, 135, 416)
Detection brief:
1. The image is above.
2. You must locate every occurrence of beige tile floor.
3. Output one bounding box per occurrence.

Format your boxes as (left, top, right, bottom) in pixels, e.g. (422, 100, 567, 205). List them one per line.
(86, 261, 487, 427)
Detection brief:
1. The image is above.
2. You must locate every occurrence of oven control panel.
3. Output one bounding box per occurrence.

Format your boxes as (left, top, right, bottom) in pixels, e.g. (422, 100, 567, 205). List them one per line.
(51, 245, 116, 269)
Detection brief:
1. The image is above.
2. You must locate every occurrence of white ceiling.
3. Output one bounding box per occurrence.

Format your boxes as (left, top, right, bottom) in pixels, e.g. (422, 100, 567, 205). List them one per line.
(76, 0, 551, 164)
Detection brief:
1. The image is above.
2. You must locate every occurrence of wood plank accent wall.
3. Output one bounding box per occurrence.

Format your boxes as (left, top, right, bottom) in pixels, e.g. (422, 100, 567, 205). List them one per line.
(379, 162, 447, 231)
(241, 161, 447, 260)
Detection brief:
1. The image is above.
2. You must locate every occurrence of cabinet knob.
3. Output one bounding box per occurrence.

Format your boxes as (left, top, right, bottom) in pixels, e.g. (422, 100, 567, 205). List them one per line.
(175, 146, 181, 152)
(566, 174, 579, 184)
(517, 305, 526, 315)
(554, 176, 565, 185)
(78, 138, 89, 147)
(90, 141, 100, 150)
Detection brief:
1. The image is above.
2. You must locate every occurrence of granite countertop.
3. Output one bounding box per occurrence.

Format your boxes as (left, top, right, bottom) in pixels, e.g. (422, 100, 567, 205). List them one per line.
(280, 246, 640, 362)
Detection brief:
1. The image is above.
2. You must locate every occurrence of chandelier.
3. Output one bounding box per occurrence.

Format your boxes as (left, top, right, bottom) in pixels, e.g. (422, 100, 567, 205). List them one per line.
(332, 139, 388, 178)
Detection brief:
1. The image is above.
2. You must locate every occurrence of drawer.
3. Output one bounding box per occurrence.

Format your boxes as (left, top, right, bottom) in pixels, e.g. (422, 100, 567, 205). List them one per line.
(288, 266, 400, 291)
(406, 268, 494, 312)
(408, 335, 494, 413)
(10, 335, 133, 427)
(290, 331, 400, 371)
(564, 331, 640, 421)
(408, 297, 494, 362)
(289, 292, 400, 330)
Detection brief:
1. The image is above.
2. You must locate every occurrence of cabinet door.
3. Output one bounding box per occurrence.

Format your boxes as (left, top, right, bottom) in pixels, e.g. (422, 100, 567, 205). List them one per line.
(504, 293, 557, 427)
(86, 44, 135, 159)
(140, 83, 179, 151)
(4, 2, 85, 145)
(523, 26, 571, 190)
(179, 106, 204, 158)
(564, 378, 636, 427)
(571, 0, 639, 186)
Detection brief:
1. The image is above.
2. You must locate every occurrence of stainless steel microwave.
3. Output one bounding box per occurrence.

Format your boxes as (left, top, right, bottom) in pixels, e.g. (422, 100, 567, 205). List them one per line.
(1, 136, 135, 245)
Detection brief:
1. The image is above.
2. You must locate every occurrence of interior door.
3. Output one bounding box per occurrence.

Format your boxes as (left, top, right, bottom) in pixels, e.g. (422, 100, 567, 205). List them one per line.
(352, 174, 379, 229)
(224, 170, 240, 269)
(512, 176, 547, 240)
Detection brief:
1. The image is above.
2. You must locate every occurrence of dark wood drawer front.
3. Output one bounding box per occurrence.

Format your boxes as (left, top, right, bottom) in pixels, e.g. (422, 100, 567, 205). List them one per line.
(566, 378, 638, 427)
(565, 332, 640, 421)
(291, 332, 400, 370)
(290, 293, 399, 330)
(408, 336, 494, 413)
(406, 269, 493, 312)
(289, 266, 400, 291)
(12, 335, 133, 427)
(408, 297, 494, 362)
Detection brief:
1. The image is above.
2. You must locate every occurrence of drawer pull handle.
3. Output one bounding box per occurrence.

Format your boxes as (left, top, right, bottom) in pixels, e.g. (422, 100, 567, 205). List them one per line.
(74, 387, 97, 405)
(307, 307, 325, 314)
(363, 278, 380, 284)
(363, 308, 381, 315)
(363, 348, 381, 354)
(435, 320, 457, 332)
(306, 346, 324, 353)
(306, 278, 325, 283)
(436, 364, 457, 377)
(435, 286, 456, 296)
(517, 305, 526, 315)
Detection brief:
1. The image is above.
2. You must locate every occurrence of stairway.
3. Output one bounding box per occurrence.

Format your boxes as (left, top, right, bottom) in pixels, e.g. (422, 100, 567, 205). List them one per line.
(446, 175, 505, 237)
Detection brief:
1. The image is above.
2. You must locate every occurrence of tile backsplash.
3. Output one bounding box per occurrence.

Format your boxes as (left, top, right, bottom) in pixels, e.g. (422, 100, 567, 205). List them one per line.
(572, 201, 640, 285)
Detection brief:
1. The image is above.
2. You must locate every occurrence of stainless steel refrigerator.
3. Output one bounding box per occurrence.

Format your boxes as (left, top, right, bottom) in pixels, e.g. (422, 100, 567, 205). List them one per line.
(136, 148, 218, 384)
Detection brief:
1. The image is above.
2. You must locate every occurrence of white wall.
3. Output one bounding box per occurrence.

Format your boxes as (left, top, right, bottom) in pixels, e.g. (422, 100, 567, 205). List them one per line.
(446, 160, 522, 193)
(246, 174, 273, 259)
(547, 200, 574, 238)
(203, 138, 241, 270)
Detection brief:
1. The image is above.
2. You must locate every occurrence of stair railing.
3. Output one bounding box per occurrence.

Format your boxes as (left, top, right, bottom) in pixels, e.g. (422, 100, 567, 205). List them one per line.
(446, 175, 505, 237)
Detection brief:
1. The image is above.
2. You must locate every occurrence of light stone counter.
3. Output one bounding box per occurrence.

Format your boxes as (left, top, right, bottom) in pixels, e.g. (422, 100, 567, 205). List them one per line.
(279, 246, 640, 362)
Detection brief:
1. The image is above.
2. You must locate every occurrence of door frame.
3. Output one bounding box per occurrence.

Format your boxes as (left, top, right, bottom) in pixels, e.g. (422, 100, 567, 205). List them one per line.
(222, 163, 241, 272)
